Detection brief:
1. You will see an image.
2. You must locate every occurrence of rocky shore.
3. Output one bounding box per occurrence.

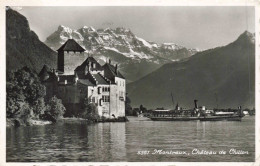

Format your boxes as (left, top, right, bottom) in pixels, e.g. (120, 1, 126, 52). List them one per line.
(6, 118, 52, 127)
(7, 116, 129, 127)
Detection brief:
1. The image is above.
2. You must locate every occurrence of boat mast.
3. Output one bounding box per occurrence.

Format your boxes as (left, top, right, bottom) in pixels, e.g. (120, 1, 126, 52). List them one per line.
(171, 92, 175, 110)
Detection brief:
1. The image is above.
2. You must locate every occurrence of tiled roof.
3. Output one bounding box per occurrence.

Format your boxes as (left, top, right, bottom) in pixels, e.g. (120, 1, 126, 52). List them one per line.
(92, 73, 110, 85)
(58, 75, 75, 84)
(57, 39, 85, 52)
(77, 72, 110, 86)
(103, 63, 125, 80)
(76, 73, 86, 79)
(46, 72, 58, 82)
(77, 79, 95, 86)
(75, 57, 103, 72)
(84, 72, 97, 85)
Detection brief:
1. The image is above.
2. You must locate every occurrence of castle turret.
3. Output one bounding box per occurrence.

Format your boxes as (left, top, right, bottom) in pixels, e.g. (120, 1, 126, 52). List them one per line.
(38, 64, 50, 81)
(57, 39, 85, 74)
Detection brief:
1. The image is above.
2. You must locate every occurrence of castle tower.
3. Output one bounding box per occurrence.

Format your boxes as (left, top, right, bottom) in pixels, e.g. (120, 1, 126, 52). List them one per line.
(57, 39, 86, 74)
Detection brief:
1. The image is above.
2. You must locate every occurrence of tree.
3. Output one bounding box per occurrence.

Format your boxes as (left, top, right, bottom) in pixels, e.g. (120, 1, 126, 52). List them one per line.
(6, 83, 25, 118)
(25, 82, 46, 105)
(46, 96, 66, 120)
(18, 102, 32, 124)
(32, 98, 47, 118)
(125, 95, 133, 116)
(81, 97, 99, 121)
(6, 67, 46, 119)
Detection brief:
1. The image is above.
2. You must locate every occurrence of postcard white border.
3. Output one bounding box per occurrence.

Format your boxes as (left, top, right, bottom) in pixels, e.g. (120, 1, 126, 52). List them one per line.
(0, 0, 259, 166)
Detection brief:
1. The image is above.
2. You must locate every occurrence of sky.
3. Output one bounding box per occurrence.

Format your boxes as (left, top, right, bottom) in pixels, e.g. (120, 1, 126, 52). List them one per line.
(17, 6, 255, 50)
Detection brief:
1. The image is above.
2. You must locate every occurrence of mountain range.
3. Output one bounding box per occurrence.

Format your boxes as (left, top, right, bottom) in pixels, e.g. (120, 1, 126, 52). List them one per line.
(45, 25, 198, 82)
(6, 8, 57, 73)
(6, 8, 255, 109)
(127, 31, 255, 109)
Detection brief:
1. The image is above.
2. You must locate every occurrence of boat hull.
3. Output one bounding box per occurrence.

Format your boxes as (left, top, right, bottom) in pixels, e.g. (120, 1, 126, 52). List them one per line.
(150, 117, 200, 121)
(150, 116, 243, 121)
(199, 116, 243, 121)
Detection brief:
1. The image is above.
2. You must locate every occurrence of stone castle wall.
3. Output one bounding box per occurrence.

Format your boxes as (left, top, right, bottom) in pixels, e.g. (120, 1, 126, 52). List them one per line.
(109, 77, 125, 118)
(115, 77, 126, 117)
(64, 52, 87, 75)
(57, 84, 81, 104)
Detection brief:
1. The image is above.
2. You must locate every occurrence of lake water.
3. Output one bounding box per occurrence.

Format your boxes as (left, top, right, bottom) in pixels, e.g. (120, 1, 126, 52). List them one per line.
(6, 116, 255, 162)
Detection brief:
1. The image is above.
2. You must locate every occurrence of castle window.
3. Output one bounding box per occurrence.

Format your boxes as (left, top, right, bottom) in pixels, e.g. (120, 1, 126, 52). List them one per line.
(102, 86, 110, 92)
(91, 62, 96, 68)
(91, 97, 95, 103)
(102, 95, 110, 102)
(99, 98, 103, 106)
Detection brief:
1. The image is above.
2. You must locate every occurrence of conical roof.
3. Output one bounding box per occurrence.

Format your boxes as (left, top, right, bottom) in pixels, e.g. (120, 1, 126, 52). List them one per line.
(38, 64, 49, 76)
(38, 64, 50, 81)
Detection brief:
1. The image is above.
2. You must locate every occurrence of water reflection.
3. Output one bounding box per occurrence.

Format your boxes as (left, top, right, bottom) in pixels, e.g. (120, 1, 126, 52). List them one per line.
(6, 116, 254, 162)
(87, 123, 126, 161)
(110, 123, 126, 160)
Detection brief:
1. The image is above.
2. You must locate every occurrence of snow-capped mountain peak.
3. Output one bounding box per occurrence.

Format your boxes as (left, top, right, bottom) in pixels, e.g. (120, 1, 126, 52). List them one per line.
(135, 36, 153, 49)
(58, 25, 73, 33)
(45, 25, 199, 82)
(45, 25, 198, 62)
(162, 43, 184, 50)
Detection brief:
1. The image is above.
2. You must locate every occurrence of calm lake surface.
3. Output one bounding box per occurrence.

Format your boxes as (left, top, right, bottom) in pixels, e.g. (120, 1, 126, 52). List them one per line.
(6, 116, 255, 162)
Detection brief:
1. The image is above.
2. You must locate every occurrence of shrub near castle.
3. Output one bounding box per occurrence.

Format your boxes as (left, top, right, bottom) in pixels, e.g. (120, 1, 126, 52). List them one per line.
(6, 67, 66, 126)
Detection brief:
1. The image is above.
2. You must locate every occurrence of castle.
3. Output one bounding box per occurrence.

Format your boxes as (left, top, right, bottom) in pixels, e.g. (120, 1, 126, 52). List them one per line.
(39, 39, 126, 118)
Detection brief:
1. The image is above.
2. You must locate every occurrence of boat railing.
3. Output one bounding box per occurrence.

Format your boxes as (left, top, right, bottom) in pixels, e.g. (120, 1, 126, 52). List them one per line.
(151, 109, 200, 117)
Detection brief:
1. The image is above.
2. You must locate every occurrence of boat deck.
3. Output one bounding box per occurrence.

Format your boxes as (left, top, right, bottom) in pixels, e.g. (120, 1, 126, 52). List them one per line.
(150, 116, 200, 121)
(150, 115, 243, 121)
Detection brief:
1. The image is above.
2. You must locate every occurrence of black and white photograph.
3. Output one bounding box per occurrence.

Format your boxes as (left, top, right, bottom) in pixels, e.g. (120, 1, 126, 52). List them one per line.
(1, 0, 259, 165)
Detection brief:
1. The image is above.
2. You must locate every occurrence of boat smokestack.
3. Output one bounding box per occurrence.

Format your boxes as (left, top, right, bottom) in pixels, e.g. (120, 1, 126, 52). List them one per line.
(238, 106, 242, 115)
(194, 100, 198, 109)
(115, 64, 118, 75)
